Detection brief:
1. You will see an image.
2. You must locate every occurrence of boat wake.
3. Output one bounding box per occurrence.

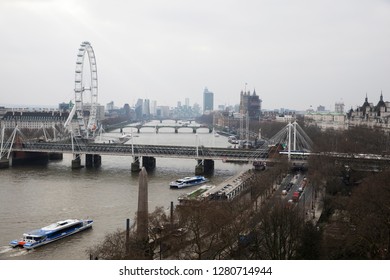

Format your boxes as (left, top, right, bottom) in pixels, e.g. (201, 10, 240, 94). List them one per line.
(0, 245, 28, 259)
(0, 246, 13, 254)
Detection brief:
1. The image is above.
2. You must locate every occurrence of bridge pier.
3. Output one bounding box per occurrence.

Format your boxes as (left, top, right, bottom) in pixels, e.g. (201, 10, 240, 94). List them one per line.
(195, 159, 214, 175)
(142, 156, 156, 171)
(0, 157, 10, 169)
(131, 157, 140, 172)
(11, 151, 49, 166)
(71, 155, 82, 169)
(137, 128, 141, 133)
(93, 154, 102, 167)
(85, 154, 101, 167)
(175, 128, 178, 133)
(48, 153, 63, 160)
(192, 128, 196, 134)
(86, 154, 93, 167)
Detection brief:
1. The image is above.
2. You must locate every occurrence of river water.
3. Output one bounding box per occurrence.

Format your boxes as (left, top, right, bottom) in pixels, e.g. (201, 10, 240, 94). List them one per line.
(0, 120, 251, 260)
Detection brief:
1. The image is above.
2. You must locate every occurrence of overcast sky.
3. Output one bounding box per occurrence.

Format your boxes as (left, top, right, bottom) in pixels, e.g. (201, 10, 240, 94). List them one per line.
(0, 0, 389, 111)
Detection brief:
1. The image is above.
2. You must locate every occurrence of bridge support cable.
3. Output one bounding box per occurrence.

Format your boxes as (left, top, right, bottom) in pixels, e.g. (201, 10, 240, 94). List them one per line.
(293, 121, 297, 151)
(293, 121, 313, 150)
(267, 121, 313, 156)
(242, 121, 314, 163)
(0, 126, 26, 160)
(288, 122, 292, 161)
(0, 126, 5, 159)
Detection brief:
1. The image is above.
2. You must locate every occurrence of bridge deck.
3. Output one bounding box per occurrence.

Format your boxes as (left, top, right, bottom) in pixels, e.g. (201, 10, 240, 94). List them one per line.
(9, 141, 269, 162)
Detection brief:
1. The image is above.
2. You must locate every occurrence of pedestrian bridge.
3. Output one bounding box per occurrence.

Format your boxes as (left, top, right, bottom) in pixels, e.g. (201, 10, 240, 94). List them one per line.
(11, 141, 270, 162)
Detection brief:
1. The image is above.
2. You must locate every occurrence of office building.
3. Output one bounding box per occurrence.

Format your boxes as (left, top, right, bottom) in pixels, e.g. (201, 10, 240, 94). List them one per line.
(203, 87, 214, 113)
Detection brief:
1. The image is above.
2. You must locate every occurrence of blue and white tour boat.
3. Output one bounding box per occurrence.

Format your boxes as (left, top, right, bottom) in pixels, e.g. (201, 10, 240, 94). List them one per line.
(169, 176, 209, 189)
(10, 219, 93, 250)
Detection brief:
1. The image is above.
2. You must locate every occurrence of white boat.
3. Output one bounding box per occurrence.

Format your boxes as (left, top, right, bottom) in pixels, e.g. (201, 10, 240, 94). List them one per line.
(170, 176, 209, 189)
(9, 219, 93, 250)
(118, 133, 132, 143)
(228, 136, 239, 144)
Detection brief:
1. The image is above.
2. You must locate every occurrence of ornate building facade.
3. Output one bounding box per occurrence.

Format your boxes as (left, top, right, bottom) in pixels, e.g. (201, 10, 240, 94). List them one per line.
(347, 93, 390, 129)
(239, 89, 262, 120)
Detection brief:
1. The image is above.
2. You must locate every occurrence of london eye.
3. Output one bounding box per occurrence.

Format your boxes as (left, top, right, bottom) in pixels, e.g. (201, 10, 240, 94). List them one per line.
(65, 41, 98, 139)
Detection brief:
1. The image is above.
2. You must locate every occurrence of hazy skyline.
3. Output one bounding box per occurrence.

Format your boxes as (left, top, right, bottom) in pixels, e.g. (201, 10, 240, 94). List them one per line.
(0, 0, 389, 111)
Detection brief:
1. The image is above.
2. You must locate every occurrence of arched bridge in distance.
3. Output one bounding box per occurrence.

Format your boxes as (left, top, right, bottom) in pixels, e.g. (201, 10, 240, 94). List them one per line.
(125, 123, 213, 134)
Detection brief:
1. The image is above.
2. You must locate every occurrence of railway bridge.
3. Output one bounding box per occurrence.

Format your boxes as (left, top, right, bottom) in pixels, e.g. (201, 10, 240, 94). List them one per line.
(1, 140, 272, 174)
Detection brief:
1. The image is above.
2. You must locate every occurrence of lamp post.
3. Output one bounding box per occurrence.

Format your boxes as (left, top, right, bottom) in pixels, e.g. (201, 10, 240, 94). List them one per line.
(195, 133, 199, 158)
(131, 127, 134, 157)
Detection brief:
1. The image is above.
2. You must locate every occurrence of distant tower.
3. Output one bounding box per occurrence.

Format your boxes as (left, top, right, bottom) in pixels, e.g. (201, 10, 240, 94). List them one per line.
(239, 89, 261, 119)
(136, 167, 149, 241)
(335, 102, 345, 113)
(203, 87, 214, 113)
(143, 99, 150, 119)
(150, 100, 157, 116)
(135, 99, 143, 120)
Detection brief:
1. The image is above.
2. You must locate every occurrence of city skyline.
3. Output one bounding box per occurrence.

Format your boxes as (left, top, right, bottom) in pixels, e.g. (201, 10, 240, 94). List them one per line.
(0, 0, 389, 111)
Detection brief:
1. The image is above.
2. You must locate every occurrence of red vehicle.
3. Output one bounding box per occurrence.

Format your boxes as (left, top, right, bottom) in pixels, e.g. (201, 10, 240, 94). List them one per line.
(292, 191, 300, 202)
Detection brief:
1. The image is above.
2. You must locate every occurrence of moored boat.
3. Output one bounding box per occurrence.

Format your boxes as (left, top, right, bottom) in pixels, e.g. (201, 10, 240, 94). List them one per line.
(118, 133, 132, 143)
(178, 185, 215, 204)
(10, 219, 93, 250)
(169, 176, 209, 189)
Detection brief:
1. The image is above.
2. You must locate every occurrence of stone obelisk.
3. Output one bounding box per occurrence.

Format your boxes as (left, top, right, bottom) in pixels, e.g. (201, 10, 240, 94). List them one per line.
(136, 167, 149, 241)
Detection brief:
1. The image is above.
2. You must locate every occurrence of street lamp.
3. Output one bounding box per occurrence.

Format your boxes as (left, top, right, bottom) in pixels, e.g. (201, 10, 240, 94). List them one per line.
(195, 133, 199, 158)
(131, 127, 134, 157)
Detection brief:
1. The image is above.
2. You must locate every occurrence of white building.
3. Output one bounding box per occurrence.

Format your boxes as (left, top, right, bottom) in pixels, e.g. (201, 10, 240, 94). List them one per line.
(304, 112, 347, 130)
(1, 110, 69, 129)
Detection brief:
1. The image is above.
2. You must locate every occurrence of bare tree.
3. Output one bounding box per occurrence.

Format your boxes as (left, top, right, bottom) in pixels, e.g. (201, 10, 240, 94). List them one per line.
(251, 203, 304, 259)
(345, 170, 390, 259)
(174, 201, 225, 259)
(87, 207, 170, 260)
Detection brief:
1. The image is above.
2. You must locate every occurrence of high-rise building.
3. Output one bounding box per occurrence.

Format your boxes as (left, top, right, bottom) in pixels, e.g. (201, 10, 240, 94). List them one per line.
(106, 101, 114, 112)
(239, 89, 261, 120)
(185, 98, 190, 107)
(143, 99, 150, 118)
(150, 100, 157, 116)
(203, 87, 214, 113)
(135, 99, 143, 120)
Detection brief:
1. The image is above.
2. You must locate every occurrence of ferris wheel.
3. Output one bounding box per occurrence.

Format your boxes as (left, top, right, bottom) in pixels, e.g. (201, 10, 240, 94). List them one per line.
(65, 41, 98, 138)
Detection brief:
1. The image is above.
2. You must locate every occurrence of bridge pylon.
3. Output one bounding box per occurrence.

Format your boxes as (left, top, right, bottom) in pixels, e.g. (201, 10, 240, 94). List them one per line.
(267, 121, 313, 161)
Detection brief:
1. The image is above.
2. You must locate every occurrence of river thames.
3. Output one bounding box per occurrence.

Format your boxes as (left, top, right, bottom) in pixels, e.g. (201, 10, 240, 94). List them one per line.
(0, 121, 251, 260)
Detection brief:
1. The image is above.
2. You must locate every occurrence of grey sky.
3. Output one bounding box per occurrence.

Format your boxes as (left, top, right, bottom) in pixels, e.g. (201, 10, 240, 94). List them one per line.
(0, 0, 389, 111)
